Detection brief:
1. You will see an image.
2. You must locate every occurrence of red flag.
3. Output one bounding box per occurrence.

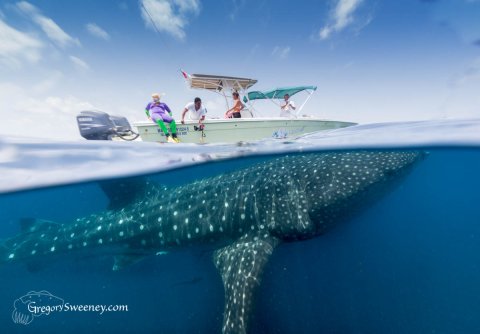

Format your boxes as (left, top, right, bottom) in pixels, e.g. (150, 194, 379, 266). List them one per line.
(180, 69, 189, 79)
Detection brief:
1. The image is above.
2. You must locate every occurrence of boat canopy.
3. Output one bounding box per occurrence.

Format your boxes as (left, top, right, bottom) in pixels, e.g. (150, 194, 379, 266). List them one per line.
(244, 86, 317, 102)
(188, 73, 258, 92)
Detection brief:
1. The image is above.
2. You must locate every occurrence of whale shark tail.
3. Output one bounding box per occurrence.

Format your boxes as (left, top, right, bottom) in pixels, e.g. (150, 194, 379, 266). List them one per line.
(214, 234, 280, 334)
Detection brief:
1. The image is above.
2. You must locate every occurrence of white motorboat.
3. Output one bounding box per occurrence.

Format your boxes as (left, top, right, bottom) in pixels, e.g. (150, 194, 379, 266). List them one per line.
(76, 72, 356, 143)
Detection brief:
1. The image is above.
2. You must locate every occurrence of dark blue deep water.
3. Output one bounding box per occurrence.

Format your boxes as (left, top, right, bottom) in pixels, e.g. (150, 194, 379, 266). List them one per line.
(1, 147, 480, 333)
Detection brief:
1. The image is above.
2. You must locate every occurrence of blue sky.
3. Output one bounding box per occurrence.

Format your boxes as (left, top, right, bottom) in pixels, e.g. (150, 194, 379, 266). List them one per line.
(0, 0, 479, 139)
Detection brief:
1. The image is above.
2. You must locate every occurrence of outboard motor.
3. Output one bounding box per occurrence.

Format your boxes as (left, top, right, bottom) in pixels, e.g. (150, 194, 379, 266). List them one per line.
(110, 115, 134, 136)
(77, 111, 115, 140)
(77, 111, 139, 141)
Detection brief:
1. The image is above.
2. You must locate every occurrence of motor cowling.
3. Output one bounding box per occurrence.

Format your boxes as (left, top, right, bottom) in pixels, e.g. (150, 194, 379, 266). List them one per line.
(76, 111, 138, 141)
(109, 115, 134, 136)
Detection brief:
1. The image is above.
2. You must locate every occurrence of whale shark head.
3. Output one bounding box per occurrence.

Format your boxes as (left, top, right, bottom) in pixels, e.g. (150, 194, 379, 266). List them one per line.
(261, 150, 424, 241)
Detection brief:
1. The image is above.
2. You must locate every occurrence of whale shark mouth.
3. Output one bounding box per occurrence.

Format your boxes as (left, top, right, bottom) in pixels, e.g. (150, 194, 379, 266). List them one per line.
(0, 150, 425, 333)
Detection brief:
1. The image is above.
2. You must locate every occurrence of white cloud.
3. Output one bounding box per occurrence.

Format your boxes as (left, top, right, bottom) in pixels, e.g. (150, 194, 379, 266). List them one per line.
(69, 55, 90, 72)
(174, 0, 200, 13)
(139, 0, 200, 39)
(441, 58, 480, 118)
(0, 19, 43, 69)
(229, 0, 246, 21)
(319, 0, 364, 40)
(243, 43, 260, 63)
(43, 96, 94, 114)
(86, 23, 110, 40)
(0, 83, 95, 139)
(16, 1, 80, 48)
(428, 1, 480, 46)
(33, 70, 63, 94)
(272, 46, 291, 59)
(449, 57, 480, 87)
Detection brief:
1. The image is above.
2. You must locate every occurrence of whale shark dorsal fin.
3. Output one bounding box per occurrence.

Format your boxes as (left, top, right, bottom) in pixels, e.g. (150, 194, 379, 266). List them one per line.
(99, 177, 150, 210)
(213, 234, 279, 334)
(98, 178, 169, 210)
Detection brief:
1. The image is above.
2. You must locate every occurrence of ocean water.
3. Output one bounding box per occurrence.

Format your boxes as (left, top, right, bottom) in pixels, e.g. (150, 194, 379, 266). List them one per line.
(1, 120, 480, 333)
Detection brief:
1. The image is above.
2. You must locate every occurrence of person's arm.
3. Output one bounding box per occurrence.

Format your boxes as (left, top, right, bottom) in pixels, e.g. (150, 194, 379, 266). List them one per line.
(199, 108, 206, 128)
(145, 104, 151, 118)
(181, 107, 188, 124)
(226, 101, 243, 118)
(289, 101, 296, 110)
(165, 104, 172, 116)
(198, 115, 206, 130)
(225, 106, 234, 118)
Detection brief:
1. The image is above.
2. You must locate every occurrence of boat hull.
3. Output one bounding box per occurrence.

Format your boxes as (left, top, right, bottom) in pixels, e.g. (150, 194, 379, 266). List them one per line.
(134, 118, 356, 144)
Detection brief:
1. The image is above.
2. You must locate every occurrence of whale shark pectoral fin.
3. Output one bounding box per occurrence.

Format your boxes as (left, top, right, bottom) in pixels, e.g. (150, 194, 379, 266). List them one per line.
(112, 254, 148, 271)
(213, 234, 280, 334)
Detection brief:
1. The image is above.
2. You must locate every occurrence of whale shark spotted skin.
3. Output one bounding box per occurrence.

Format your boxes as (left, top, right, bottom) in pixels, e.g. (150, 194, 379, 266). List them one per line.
(1, 150, 424, 333)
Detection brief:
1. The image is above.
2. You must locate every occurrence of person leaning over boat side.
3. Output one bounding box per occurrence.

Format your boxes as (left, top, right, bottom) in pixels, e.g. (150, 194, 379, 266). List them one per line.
(280, 93, 296, 118)
(225, 92, 244, 119)
(181, 97, 207, 130)
(145, 93, 179, 143)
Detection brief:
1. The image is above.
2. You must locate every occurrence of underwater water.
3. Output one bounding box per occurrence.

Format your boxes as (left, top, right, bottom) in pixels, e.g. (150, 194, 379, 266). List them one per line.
(1, 120, 480, 333)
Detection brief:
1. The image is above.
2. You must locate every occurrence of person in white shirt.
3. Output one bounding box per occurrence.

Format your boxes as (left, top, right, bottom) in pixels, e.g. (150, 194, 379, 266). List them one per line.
(280, 93, 296, 117)
(181, 97, 207, 130)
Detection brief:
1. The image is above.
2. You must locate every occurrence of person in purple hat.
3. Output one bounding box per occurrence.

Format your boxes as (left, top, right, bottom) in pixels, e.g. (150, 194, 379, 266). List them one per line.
(145, 93, 179, 143)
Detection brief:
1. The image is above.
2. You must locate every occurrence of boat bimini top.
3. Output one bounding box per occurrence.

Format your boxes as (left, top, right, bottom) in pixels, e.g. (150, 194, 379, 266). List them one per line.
(186, 73, 258, 92)
(244, 86, 317, 101)
(243, 86, 317, 117)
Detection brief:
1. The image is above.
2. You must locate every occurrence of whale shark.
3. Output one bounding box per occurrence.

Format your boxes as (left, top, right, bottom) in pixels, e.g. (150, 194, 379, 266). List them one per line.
(0, 150, 424, 333)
